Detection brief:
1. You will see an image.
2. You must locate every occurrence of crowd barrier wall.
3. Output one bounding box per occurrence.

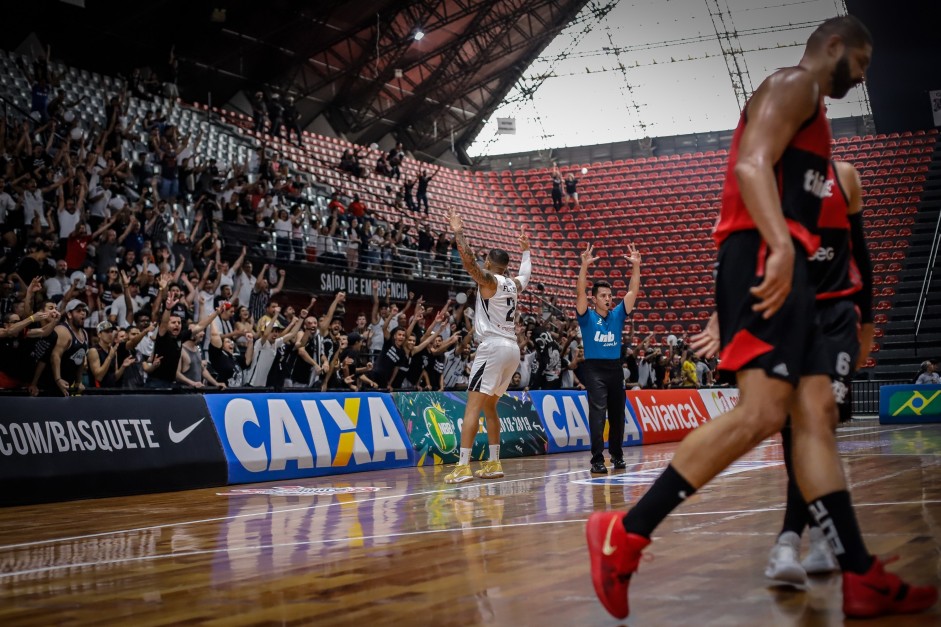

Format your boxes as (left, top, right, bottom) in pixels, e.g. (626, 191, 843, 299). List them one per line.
(878, 385, 941, 424)
(2, 388, 742, 505)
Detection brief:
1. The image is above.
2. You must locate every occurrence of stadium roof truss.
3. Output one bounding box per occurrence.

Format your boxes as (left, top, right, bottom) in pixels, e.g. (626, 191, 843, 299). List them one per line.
(210, 0, 592, 159)
(5, 0, 589, 160)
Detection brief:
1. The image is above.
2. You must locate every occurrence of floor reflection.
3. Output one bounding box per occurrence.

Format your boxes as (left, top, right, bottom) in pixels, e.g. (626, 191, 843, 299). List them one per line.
(0, 422, 938, 626)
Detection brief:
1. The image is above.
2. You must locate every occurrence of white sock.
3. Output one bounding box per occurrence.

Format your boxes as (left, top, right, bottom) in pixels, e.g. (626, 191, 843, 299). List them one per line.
(459, 448, 471, 466)
(489, 444, 500, 462)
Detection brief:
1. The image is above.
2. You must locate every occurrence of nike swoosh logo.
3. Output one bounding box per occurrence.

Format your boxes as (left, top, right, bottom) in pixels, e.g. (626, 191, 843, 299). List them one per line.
(168, 418, 205, 444)
(861, 582, 892, 596)
(602, 516, 618, 556)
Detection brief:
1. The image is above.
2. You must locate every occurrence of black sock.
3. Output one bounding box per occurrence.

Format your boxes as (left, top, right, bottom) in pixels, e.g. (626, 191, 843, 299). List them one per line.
(623, 464, 696, 539)
(780, 424, 810, 537)
(808, 490, 873, 574)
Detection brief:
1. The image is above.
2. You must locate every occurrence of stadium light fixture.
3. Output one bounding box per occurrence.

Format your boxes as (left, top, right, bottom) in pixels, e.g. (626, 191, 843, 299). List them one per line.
(413, 29, 425, 41)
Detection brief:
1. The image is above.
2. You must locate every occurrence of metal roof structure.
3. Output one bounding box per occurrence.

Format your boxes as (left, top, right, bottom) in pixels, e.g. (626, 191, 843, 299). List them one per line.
(2, 0, 592, 162)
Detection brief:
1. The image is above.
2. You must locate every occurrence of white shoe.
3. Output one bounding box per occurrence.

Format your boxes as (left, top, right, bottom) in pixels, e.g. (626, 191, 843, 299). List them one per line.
(765, 531, 808, 587)
(802, 526, 839, 574)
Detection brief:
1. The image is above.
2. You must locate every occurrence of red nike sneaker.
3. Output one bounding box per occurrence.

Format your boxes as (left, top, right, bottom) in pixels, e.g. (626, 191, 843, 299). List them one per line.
(842, 556, 938, 618)
(586, 512, 651, 619)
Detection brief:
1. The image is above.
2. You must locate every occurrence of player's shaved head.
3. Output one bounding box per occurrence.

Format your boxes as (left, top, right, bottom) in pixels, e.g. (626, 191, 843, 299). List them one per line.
(807, 15, 872, 51)
(487, 248, 510, 271)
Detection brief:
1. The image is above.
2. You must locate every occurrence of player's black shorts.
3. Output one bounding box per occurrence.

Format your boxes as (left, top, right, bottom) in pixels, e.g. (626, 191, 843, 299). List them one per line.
(815, 298, 861, 423)
(716, 231, 828, 386)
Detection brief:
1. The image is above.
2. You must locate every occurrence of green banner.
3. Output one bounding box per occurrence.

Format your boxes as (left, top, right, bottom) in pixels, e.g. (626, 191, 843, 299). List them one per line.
(393, 391, 547, 465)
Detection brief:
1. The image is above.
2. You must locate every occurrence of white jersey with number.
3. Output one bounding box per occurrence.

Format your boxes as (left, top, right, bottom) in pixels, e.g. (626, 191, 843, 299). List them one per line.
(475, 274, 518, 344)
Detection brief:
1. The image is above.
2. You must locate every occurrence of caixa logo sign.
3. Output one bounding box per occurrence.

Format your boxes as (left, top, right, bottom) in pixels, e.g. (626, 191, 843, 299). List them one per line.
(204, 393, 414, 484)
(528, 390, 642, 454)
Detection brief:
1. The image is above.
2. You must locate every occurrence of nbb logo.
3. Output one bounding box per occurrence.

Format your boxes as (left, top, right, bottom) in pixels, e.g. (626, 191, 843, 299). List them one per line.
(422, 403, 457, 454)
(207, 393, 414, 483)
(629, 390, 712, 445)
(532, 391, 641, 453)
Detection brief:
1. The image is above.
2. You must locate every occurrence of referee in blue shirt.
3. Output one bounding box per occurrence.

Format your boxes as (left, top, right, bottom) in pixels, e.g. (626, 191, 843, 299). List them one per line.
(576, 243, 642, 474)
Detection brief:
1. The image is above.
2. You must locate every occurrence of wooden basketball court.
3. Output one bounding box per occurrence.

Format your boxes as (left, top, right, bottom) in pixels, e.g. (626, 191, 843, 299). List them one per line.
(1, 418, 938, 626)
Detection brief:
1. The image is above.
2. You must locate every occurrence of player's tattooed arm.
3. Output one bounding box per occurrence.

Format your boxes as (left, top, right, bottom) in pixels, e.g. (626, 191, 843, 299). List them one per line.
(455, 230, 496, 288)
(449, 207, 497, 291)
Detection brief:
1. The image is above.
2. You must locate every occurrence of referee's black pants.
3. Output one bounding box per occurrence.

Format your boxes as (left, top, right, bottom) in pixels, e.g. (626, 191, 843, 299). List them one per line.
(583, 359, 625, 465)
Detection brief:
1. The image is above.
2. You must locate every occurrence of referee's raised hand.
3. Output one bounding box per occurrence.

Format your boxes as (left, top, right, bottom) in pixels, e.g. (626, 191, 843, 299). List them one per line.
(624, 243, 641, 266)
(580, 243, 600, 268)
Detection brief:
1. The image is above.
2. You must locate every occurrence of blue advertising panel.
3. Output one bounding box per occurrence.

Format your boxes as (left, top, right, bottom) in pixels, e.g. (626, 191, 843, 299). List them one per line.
(203, 392, 415, 484)
(527, 390, 643, 454)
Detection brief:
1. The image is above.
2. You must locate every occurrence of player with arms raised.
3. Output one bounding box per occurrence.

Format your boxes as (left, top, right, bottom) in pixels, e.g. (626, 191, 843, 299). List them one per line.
(444, 207, 531, 484)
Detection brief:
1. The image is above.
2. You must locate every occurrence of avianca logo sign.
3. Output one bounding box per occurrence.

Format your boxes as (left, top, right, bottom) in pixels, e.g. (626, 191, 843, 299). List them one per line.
(218, 395, 412, 480)
(629, 391, 711, 444)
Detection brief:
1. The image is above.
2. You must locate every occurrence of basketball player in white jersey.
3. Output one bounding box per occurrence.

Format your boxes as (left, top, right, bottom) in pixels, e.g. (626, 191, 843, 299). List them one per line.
(444, 207, 531, 484)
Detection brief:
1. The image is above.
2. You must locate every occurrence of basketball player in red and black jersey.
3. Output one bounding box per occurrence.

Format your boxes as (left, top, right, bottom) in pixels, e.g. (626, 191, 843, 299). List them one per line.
(763, 158, 878, 585)
(585, 15, 937, 620)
